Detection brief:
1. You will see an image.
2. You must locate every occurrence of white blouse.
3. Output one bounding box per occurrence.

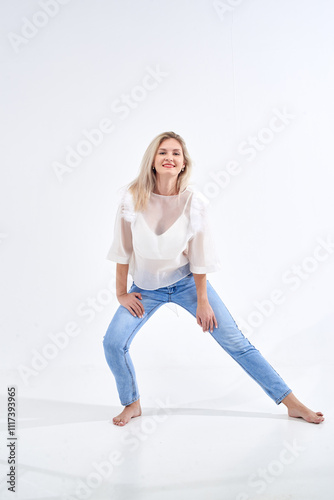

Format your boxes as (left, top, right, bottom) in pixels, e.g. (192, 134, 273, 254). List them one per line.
(106, 185, 222, 290)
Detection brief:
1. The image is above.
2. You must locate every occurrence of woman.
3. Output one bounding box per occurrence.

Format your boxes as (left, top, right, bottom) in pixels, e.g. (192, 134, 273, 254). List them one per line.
(103, 131, 324, 426)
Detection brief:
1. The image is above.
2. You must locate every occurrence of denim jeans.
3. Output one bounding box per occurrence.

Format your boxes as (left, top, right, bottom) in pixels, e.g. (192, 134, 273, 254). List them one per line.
(103, 273, 292, 407)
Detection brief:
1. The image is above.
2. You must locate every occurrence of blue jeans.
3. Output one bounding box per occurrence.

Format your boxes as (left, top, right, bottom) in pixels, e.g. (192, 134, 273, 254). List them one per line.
(103, 273, 292, 407)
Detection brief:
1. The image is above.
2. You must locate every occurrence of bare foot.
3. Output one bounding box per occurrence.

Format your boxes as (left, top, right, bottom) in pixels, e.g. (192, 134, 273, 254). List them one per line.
(288, 406, 324, 423)
(282, 393, 324, 424)
(113, 399, 142, 426)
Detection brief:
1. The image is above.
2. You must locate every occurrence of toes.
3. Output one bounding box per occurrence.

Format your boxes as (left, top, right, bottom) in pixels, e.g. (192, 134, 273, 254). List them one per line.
(113, 418, 125, 426)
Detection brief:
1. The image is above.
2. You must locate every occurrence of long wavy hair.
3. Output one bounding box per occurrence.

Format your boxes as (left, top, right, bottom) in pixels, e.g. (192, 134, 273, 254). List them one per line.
(124, 131, 193, 212)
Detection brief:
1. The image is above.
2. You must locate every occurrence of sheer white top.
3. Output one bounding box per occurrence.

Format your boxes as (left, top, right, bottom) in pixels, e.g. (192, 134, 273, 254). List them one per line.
(106, 185, 221, 290)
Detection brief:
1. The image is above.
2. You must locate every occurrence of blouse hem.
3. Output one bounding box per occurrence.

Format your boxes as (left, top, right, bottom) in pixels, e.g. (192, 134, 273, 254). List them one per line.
(106, 253, 130, 264)
(190, 263, 222, 274)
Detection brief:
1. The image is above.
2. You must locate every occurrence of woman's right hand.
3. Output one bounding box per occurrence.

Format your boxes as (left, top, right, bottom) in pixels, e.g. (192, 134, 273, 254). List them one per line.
(117, 292, 145, 318)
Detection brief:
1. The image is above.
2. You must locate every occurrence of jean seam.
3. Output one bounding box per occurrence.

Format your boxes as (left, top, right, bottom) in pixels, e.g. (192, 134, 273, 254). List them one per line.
(123, 302, 164, 402)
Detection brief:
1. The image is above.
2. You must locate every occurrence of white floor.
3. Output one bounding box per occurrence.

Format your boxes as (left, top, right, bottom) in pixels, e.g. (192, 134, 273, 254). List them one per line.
(0, 360, 333, 500)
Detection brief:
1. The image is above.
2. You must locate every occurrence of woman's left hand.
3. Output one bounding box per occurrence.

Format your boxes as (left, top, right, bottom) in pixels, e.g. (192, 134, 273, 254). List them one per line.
(196, 300, 218, 333)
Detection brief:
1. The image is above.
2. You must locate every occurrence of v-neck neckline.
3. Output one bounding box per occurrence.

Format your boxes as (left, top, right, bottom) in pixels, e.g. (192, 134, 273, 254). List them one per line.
(138, 211, 187, 237)
(138, 189, 192, 236)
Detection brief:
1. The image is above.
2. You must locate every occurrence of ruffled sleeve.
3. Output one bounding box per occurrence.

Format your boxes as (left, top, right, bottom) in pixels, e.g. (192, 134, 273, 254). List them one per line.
(187, 190, 222, 274)
(105, 187, 135, 264)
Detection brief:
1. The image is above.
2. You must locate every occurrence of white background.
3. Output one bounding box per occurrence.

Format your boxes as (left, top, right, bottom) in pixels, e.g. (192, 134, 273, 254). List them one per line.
(0, 1, 333, 499)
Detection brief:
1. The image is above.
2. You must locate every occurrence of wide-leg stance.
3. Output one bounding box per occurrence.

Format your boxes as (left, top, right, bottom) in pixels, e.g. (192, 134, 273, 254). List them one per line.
(103, 273, 292, 406)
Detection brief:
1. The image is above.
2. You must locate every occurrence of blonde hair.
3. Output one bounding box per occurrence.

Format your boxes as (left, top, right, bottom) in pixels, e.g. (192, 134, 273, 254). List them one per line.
(123, 131, 193, 212)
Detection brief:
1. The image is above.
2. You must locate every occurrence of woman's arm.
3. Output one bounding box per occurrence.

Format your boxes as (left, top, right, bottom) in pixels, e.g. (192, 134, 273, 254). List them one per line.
(193, 273, 209, 304)
(193, 273, 218, 333)
(116, 263, 129, 299)
(116, 263, 144, 317)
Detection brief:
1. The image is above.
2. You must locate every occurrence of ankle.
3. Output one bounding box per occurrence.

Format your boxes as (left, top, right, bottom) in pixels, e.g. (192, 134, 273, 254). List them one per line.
(126, 400, 140, 408)
(281, 392, 300, 408)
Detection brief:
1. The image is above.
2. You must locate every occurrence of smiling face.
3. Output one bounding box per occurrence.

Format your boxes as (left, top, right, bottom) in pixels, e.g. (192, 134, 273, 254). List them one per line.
(153, 138, 185, 177)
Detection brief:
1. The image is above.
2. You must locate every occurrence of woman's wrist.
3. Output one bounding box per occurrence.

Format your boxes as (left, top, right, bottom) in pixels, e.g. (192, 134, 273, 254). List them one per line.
(197, 296, 209, 305)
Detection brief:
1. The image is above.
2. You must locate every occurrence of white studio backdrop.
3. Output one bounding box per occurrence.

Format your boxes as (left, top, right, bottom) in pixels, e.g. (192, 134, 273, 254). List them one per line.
(0, 0, 333, 408)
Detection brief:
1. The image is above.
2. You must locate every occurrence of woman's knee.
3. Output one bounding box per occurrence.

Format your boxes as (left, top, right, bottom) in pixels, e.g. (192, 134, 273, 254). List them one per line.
(103, 337, 128, 369)
(214, 324, 254, 353)
(104, 317, 134, 350)
(103, 329, 124, 350)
